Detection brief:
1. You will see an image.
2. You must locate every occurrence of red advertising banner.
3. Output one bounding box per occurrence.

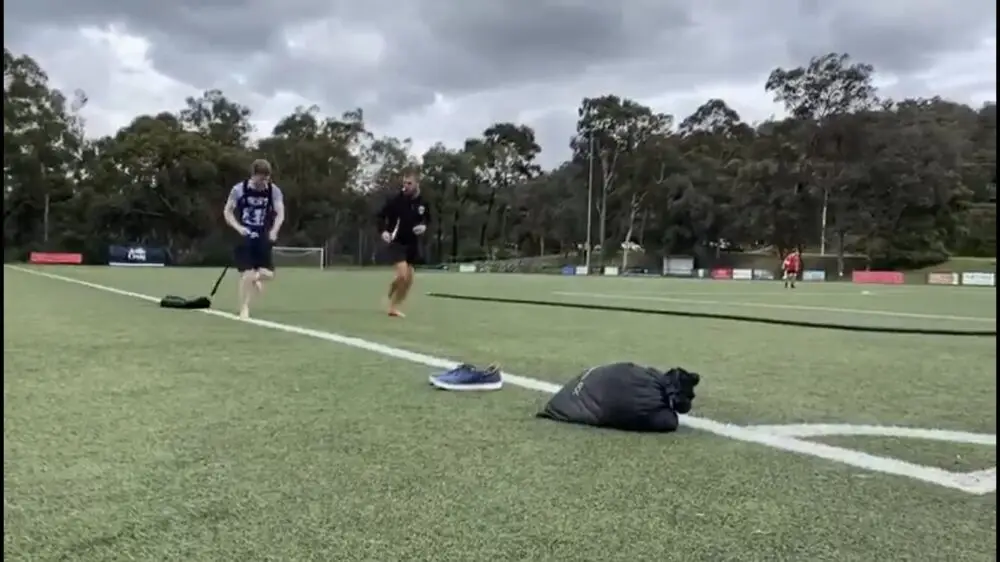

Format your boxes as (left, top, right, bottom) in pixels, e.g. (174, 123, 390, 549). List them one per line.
(711, 268, 733, 280)
(29, 252, 83, 265)
(852, 270, 904, 285)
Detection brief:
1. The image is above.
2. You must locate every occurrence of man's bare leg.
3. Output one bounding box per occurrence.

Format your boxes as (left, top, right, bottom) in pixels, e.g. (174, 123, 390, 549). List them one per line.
(239, 270, 259, 319)
(255, 268, 274, 294)
(387, 277, 402, 300)
(388, 262, 411, 317)
(396, 265, 415, 302)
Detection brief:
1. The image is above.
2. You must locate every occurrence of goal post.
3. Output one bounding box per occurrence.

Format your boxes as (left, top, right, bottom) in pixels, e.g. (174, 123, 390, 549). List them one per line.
(271, 246, 325, 269)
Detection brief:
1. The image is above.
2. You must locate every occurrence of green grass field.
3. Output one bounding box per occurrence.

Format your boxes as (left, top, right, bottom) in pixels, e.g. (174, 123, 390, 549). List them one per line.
(3, 265, 996, 562)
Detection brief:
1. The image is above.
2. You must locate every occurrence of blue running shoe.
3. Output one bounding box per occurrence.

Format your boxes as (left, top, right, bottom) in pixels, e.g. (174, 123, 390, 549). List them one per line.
(430, 363, 503, 391)
(429, 364, 477, 385)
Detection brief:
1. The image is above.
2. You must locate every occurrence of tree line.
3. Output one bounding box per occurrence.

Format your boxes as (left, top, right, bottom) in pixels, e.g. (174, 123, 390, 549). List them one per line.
(4, 48, 996, 269)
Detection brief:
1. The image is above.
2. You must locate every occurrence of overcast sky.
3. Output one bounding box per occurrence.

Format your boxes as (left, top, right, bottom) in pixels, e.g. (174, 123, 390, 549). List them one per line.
(4, 0, 996, 167)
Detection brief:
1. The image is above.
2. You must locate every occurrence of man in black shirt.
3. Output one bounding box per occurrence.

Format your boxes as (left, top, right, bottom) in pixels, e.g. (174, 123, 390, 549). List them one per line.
(377, 171, 430, 317)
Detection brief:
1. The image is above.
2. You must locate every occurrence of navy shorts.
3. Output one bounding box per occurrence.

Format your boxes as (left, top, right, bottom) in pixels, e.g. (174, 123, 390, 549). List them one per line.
(386, 241, 421, 266)
(234, 237, 273, 272)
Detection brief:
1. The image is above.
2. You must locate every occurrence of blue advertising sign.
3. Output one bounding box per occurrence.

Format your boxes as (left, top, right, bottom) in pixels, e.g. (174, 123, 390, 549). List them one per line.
(108, 245, 167, 267)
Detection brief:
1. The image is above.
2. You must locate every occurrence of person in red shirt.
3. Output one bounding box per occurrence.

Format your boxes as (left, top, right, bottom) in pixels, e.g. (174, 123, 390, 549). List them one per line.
(782, 250, 802, 289)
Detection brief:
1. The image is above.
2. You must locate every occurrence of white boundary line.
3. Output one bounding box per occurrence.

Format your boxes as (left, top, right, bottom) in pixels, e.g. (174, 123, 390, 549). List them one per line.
(7, 266, 996, 496)
(747, 424, 996, 445)
(554, 291, 997, 323)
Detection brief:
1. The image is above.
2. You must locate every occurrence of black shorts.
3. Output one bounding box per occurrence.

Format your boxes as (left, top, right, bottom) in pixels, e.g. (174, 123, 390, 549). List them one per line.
(386, 241, 421, 265)
(234, 238, 273, 272)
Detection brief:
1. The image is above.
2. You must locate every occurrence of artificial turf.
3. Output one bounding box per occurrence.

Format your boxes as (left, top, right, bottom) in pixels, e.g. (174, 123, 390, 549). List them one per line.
(4, 266, 996, 561)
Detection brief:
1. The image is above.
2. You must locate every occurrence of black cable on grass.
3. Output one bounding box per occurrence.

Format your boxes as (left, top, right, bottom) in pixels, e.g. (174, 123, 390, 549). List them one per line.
(426, 293, 997, 338)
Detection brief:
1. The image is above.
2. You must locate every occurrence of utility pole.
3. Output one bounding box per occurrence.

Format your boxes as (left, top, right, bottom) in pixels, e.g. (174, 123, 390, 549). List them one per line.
(43, 193, 50, 244)
(584, 132, 594, 274)
(40, 159, 50, 245)
(819, 187, 829, 255)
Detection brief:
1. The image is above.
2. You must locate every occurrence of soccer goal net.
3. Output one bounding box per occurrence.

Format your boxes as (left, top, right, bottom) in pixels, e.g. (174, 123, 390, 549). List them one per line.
(272, 246, 325, 269)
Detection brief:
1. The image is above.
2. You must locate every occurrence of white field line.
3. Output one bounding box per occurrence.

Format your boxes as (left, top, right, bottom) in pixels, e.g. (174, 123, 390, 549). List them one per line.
(554, 291, 997, 323)
(746, 424, 996, 446)
(7, 266, 996, 496)
(959, 468, 997, 488)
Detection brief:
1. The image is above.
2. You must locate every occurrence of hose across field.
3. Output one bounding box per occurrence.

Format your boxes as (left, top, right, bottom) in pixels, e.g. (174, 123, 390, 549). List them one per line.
(426, 292, 997, 337)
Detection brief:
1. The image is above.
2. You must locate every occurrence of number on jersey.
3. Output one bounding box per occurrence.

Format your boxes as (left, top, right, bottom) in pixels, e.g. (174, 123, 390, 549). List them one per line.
(241, 207, 266, 227)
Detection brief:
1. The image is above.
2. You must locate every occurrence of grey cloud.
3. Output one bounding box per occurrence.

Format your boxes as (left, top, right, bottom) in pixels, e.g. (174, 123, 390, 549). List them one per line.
(528, 111, 580, 163)
(4, 0, 697, 123)
(4, 0, 996, 159)
(415, 2, 691, 91)
(3, 0, 326, 49)
(784, 0, 996, 75)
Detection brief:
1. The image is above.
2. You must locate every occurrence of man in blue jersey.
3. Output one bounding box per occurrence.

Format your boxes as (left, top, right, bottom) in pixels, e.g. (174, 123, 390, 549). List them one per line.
(223, 159, 285, 319)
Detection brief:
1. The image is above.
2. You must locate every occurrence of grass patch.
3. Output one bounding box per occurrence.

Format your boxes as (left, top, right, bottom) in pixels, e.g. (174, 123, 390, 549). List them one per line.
(4, 266, 996, 562)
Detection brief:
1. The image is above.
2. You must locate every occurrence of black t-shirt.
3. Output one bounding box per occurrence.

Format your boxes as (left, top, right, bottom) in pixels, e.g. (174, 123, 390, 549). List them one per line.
(377, 191, 430, 244)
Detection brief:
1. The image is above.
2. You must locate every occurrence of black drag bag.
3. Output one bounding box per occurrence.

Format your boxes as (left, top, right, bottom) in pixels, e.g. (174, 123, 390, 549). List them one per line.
(159, 295, 211, 309)
(158, 267, 228, 310)
(537, 362, 700, 433)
